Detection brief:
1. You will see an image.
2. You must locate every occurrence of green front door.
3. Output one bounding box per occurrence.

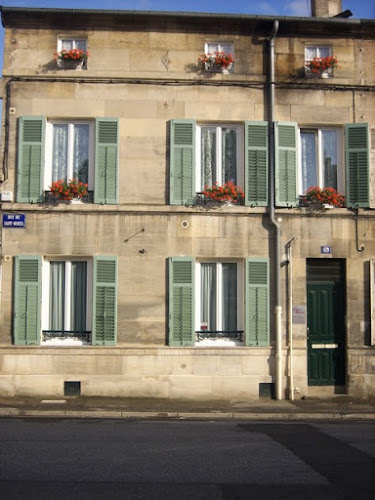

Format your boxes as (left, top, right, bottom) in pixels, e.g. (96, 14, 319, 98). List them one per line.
(307, 260, 346, 386)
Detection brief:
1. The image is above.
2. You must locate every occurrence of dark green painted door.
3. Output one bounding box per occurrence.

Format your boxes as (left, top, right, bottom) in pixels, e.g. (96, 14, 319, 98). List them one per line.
(307, 262, 345, 386)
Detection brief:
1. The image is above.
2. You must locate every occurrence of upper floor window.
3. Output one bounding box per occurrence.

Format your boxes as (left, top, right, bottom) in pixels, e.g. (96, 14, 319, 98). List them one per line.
(305, 45, 333, 77)
(299, 128, 343, 194)
(17, 117, 119, 204)
(196, 124, 243, 192)
(45, 121, 94, 193)
(57, 37, 88, 69)
(58, 37, 87, 52)
(204, 42, 234, 73)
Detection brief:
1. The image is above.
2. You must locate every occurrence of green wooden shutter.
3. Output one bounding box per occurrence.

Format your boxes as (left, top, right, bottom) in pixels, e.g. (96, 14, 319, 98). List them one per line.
(169, 257, 195, 346)
(345, 123, 370, 208)
(245, 121, 268, 206)
(169, 120, 195, 205)
(245, 258, 269, 346)
(17, 117, 45, 203)
(13, 256, 41, 345)
(94, 118, 119, 204)
(275, 122, 298, 207)
(92, 256, 117, 346)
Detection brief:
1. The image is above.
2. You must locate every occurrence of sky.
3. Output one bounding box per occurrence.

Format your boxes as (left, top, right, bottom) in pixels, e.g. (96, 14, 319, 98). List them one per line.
(0, 0, 373, 18)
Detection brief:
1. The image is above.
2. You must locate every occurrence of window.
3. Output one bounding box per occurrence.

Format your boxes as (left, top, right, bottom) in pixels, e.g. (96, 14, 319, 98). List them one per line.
(57, 37, 88, 69)
(196, 124, 243, 192)
(58, 37, 87, 52)
(17, 117, 119, 204)
(196, 261, 243, 345)
(170, 120, 267, 206)
(168, 257, 269, 347)
(13, 256, 118, 346)
(299, 128, 343, 194)
(205, 42, 234, 72)
(44, 121, 94, 193)
(42, 259, 92, 345)
(305, 45, 332, 76)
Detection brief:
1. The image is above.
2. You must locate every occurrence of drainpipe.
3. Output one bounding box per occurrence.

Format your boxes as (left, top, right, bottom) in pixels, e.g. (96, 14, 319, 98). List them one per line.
(267, 20, 283, 400)
(287, 237, 297, 400)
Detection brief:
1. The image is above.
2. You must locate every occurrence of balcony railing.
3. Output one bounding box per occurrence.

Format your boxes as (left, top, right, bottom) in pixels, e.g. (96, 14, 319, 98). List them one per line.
(44, 191, 94, 203)
(195, 330, 244, 342)
(42, 330, 91, 343)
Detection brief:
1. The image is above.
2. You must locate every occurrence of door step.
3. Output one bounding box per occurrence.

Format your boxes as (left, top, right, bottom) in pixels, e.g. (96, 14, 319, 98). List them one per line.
(307, 386, 346, 397)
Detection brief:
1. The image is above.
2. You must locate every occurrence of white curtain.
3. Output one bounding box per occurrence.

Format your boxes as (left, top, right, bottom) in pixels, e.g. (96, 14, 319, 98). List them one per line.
(222, 263, 237, 332)
(322, 130, 338, 189)
(201, 128, 216, 189)
(201, 263, 216, 330)
(49, 261, 86, 332)
(52, 124, 68, 182)
(73, 125, 89, 184)
(71, 262, 87, 332)
(49, 262, 65, 330)
(301, 131, 317, 192)
(222, 128, 237, 184)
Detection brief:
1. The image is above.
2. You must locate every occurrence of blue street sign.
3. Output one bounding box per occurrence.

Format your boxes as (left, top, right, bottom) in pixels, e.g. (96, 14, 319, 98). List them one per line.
(2, 213, 26, 228)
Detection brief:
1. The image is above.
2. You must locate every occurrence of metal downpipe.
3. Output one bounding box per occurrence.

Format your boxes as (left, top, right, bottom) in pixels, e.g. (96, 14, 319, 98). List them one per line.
(268, 20, 283, 400)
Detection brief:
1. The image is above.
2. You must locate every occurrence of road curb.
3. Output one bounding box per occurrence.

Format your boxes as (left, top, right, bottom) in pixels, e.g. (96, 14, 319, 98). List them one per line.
(0, 408, 374, 420)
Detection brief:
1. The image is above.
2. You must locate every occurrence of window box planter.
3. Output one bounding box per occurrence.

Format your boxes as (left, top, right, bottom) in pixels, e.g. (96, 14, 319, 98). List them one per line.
(305, 56, 338, 78)
(199, 52, 234, 74)
(54, 49, 89, 70)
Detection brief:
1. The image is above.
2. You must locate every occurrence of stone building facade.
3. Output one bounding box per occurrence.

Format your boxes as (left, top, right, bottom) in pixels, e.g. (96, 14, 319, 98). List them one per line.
(0, 1, 374, 400)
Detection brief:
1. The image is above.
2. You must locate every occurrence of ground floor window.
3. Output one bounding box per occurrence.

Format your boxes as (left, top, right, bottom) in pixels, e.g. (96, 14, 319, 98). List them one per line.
(169, 256, 269, 347)
(197, 262, 242, 345)
(42, 260, 92, 345)
(13, 255, 117, 346)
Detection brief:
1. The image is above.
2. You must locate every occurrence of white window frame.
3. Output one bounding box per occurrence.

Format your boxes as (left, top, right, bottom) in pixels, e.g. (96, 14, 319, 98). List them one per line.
(41, 258, 93, 346)
(44, 120, 95, 192)
(298, 127, 344, 195)
(305, 45, 333, 76)
(195, 260, 244, 346)
(57, 36, 87, 52)
(196, 123, 244, 193)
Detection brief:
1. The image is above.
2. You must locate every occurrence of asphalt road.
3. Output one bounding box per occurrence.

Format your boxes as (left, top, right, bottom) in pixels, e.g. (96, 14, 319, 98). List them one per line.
(0, 419, 374, 499)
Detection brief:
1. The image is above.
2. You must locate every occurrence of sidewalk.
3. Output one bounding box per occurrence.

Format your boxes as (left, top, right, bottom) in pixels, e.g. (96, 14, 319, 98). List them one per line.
(0, 395, 374, 420)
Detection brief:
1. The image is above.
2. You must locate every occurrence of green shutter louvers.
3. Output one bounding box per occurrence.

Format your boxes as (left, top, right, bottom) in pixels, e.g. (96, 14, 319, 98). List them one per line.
(169, 120, 195, 205)
(275, 122, 298, 207)
(245, 258, 269, 346)
(245, 121, 268, 206)
(94, 118, 119, 204)
(17, 117, 45, 203)
(13, 256, 41, 345)
(92, 256, 118, 345)
(169, 257, 195, 346)
(345, 123, 370, 208)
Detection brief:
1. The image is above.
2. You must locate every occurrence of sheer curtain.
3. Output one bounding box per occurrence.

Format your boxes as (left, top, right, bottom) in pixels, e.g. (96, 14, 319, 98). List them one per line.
(49, 262, 65, 330)
(73, 125, 89, 184)
(201, 128, 216, 189)
(322, 130, 338, 189)
(71, 262, 87, 332)
(301, 131, 317, 192)
(52, 124, 68, 182)
(222, 263, 237, 332)
(222, 128, 237, 184)
(201, 263, 216, 330)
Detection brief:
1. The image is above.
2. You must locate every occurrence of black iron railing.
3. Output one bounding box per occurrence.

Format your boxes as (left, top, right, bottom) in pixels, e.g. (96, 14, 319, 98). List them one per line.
(42, 330, 91, 343)
(195, 330, 244, 342)
(44, 191, 94, 204)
